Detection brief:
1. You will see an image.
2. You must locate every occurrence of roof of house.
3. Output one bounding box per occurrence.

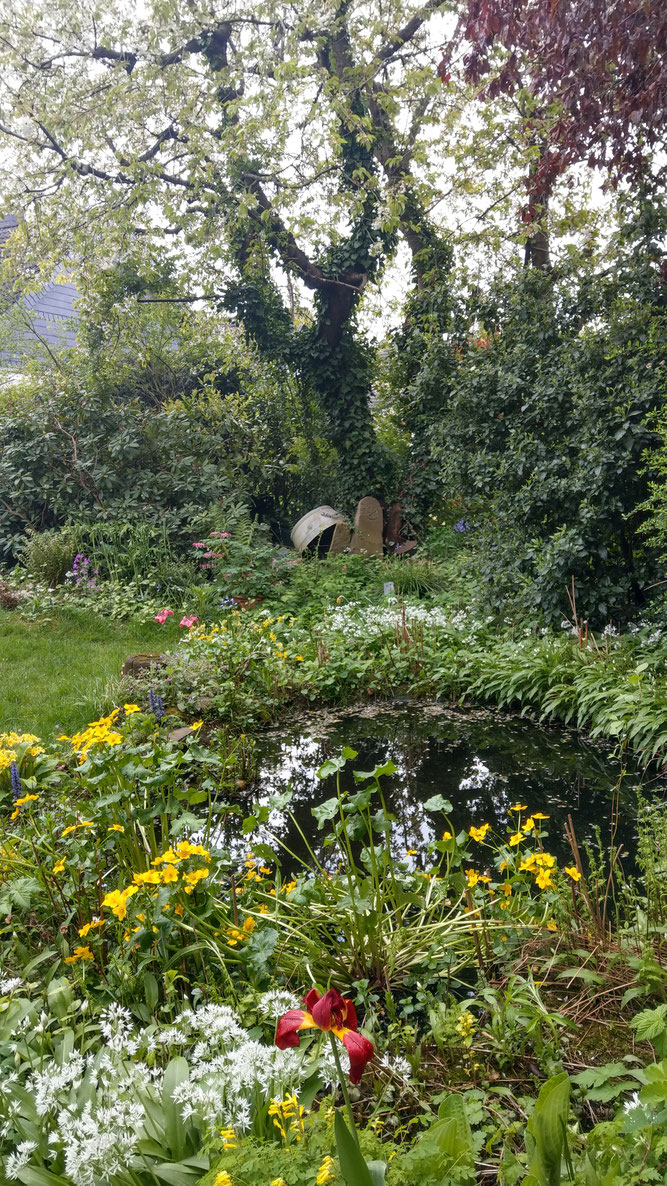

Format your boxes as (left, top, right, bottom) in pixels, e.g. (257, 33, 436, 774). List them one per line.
(0, 214, 81, 362)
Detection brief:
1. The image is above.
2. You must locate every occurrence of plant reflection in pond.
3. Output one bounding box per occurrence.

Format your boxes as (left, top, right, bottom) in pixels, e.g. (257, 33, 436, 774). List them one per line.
(213, 703, 662, 869)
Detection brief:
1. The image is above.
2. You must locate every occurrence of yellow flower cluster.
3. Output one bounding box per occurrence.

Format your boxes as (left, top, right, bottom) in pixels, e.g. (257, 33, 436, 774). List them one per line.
(153, 840, 210, 864)
(78, 917, 105, 938)
(226, 917, 255, 946)
(102, 840, 212, 924)
(268, 1093, 306, 1142)
(456, 1010, 476, 1042)
(10, 792, 39, 820)
(60, 709, 123, 763)
(62, 821, 95, 836)
(468, 823, 491, 842)
(466, 868, 491, 888)
(519, 851, 557, 890)
(102, 885, 139, 920)
(0, 731, 44, 772)
(213, 1173, 233, 1186)
(316, 1156, 336, 1185)
(64, 945, 94, 965)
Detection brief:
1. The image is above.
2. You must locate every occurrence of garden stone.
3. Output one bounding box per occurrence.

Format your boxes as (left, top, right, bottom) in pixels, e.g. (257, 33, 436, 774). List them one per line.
(121, 652, 168, 678)
(349, 496, 383, 555)
(328, 520, 353, 553)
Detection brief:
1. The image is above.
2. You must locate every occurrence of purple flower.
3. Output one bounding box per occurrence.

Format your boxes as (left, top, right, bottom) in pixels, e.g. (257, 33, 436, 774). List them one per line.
(10, 762, 20, 802)
(453, 519, 470, 533)
(148, 689, 165, 720)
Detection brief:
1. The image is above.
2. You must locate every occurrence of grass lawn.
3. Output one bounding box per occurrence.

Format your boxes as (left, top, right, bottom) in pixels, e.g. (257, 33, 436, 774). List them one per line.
(0, 608, 182, 738)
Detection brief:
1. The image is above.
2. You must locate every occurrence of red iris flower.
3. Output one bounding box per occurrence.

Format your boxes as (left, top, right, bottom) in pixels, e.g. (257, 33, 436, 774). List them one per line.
(275, 988, 374, 1084)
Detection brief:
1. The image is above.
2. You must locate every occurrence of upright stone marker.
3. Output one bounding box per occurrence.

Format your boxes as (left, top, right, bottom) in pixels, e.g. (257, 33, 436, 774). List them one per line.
(349, 496, 383, 556)
(329, 520, 353, 553)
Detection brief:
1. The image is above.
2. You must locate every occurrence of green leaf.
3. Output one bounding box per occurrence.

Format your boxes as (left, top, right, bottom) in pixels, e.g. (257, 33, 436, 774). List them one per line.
(318, 749, 357, 779)
(46, 977, 74, 1021)
(630, 1004, 667, 1042)
(144, 972, 159, 1012)
(525, 1072, 570, 1186)
(18, 1168, 71, 1186)
(423, 794, 454, 813)
(334, 1111, 375, 1186)
(312, 797, 340, 827)
(162, 1056, 190, 1161)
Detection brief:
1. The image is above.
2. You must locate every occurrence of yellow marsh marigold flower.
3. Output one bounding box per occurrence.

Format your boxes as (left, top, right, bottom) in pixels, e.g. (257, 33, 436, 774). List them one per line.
(123, 704, 141, 714)
(108, 824, 125, 833)
(316, 1157, 336, 1186)
(271, 1179, 288, 1186)
(133, 870, 162, 886)
(213, 1174, 233, 1186)
(184, 867, 209, 886)
(442, 830, 453, 841)
(508, 832, 524, 846)
(535, 869, 555, 890)
(78, 918, 104, 938)
(102, 885, 138, 921)
(531, 812, 550, 820)
(14, 793, 39, 808)
(510, 803, 528, 812)
(64, 945, 94, 964)
(62, 821, 94, 837)
(468, 823, 490, 842)
(53, 859, 65, 875)
(564, 865, 582, 881)
(466, 869, 490, 888)
(190, 720, 203, 729)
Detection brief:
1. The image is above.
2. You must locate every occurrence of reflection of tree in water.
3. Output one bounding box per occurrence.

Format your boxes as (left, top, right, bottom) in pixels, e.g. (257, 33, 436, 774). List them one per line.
(214, 706, 656, 870)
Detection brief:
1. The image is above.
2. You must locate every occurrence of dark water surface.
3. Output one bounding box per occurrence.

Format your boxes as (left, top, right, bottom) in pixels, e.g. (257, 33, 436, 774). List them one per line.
(223, 702, 664, 869)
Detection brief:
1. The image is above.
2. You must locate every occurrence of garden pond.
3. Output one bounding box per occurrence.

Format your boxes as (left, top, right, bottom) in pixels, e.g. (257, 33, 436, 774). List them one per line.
(219, 701, 665, 871)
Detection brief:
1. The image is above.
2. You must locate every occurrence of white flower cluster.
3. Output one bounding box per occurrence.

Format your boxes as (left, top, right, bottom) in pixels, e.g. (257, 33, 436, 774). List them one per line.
(258, 988, 302, 1019)
(322, 602, 487, 642)
(0, 1000, 309, 1186)
(0, 978, 23, 995)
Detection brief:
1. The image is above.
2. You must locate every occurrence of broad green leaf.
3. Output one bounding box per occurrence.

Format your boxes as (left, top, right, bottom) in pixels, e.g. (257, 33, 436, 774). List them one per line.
(162, 1056, 190, 1161)
(525, 1072, 570, 1186)
(334, 1110, 375, 1186)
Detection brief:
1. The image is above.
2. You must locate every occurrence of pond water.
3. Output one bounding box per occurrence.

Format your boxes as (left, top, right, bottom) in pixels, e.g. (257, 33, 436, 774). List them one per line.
(221, 702, 663, 871)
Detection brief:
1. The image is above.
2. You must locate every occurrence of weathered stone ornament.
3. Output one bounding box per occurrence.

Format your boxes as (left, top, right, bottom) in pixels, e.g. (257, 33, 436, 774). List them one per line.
(291, 506, 351, 554)
(121, 653, 167, 678)
(349, 496, 383, 556)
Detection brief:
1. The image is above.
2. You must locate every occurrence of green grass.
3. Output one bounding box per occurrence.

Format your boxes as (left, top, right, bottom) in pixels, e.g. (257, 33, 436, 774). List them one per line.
(0, 608, 182, 738)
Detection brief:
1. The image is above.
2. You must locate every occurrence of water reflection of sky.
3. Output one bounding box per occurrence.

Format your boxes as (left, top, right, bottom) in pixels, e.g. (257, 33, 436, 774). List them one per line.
(211, 704, 665, 872)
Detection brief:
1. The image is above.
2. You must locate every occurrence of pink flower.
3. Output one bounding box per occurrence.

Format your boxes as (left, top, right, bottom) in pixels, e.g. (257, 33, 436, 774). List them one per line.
(192, 542, 205, 548)
(220, 532, 231, 538)
(154, 608, 174, 625)
(179, 615, 199, 628)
